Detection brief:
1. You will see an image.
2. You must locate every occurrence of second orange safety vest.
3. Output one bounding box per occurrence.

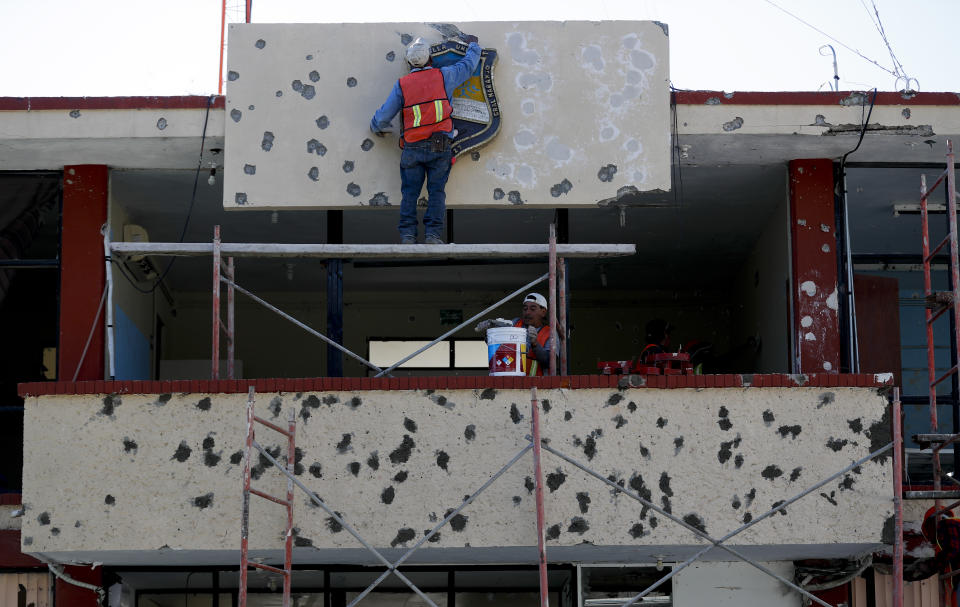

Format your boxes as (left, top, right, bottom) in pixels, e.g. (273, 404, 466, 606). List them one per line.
(514, 320, 551, 377)
(398, 68, 453, 145)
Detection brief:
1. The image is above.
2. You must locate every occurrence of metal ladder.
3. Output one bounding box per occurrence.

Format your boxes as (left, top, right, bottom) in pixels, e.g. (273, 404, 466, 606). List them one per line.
(240, 387, 296, 607)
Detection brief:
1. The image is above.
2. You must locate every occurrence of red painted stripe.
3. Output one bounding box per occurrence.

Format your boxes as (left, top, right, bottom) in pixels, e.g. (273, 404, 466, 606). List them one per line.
(0, 530, 45, 568)
(0, 95, 225, 111)
(674, 90, 960, 106)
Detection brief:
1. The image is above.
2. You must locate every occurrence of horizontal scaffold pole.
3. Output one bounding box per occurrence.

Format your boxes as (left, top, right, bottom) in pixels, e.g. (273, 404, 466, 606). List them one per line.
(111, 242, 636, 259)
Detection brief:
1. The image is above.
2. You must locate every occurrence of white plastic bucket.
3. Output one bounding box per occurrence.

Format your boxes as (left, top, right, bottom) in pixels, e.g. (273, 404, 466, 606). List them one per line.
(487, 326, 527, 376)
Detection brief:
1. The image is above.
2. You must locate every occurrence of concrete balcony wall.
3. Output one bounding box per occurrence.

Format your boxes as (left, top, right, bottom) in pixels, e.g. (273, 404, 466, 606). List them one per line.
(21, 383, 893, 566)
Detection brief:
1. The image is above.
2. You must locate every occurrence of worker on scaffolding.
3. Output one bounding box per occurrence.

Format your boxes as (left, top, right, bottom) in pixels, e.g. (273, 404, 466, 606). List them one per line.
(918, 505, 960, 606)
(476, 293, 554, 376)
(370, 34, 481, 245)
(639, 319, 672, 365)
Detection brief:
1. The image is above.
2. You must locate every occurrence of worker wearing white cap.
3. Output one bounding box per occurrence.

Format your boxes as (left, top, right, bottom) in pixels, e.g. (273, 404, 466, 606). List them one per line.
(475, 292, 554, 376)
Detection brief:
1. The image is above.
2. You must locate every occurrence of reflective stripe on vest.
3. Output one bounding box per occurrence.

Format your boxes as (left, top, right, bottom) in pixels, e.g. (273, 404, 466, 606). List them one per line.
(398, 68, 453, 144)
(514, 320, 551, 376)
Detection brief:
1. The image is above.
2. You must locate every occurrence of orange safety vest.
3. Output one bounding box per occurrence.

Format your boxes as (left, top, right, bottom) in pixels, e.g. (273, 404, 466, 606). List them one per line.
(515, 320, 551, 376)
(398, 68, 453, 145)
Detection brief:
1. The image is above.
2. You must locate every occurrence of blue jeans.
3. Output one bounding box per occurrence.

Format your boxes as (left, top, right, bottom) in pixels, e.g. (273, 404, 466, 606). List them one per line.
(399, 140, 453, 239)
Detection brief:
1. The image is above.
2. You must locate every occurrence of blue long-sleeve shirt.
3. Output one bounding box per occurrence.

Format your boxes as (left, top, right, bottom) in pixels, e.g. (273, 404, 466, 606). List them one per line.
(371, 42, 482, 139)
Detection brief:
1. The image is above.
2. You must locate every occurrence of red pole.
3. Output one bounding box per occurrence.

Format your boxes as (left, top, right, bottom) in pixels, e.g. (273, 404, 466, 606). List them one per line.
(239, 387, 255, 607)
(212, 226, 221, 380)
(227, 257, 235, 380)
(531, 387, 550, 607)
(218, 0, 226, 95)
(558, 257, 567, 376)
(892, 388, 903, 607)
(283, 407, 295, 607)
(246, 0, 252, 23)
(921, 173, 938, 435)
(548, 225, 558, 376)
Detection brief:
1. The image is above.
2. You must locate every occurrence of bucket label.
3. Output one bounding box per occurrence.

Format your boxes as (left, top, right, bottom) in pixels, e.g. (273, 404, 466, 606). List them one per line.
(488, 342, 527, 375)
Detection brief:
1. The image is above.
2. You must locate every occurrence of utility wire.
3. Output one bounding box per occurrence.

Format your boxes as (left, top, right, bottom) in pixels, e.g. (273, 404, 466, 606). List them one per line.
(763, 0, 898, 78)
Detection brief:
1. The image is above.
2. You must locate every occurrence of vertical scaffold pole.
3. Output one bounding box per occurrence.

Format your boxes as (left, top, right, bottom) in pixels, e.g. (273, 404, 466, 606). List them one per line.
(227, 257, 236, 380)
(239, 386, 255, 607)
(283, 407, 295, 607)
(530, 387, 549, 607)
(548, 225, 558, 376)
(558, 257, 568, 376)
(212, 225, 222, 380)
(893, 387, 903, 607)
(921, 174, 938, 436)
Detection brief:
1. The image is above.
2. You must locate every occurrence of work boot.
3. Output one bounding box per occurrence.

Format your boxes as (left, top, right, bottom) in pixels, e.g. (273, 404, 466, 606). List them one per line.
(425, 234, 445, 245)
(400, 235, 416, 245)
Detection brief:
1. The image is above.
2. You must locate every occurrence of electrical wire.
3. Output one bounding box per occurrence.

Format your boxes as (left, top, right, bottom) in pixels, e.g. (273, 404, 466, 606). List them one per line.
(762, 0, 898, 79)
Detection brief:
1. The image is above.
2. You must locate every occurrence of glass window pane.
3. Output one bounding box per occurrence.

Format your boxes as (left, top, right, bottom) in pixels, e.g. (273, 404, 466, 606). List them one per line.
(369, 341, 450, 368)
(454, 340, 488, 368)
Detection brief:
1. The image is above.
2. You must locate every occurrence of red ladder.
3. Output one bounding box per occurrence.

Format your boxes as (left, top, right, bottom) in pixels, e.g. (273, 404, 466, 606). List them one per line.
(240, 387, 295, 607)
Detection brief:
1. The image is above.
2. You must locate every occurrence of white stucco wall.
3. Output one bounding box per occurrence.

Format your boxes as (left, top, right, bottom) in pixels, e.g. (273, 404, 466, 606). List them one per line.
(672, 561, 801, 607)
(223, 21, 671, 209)
(22, 386, 892, 565)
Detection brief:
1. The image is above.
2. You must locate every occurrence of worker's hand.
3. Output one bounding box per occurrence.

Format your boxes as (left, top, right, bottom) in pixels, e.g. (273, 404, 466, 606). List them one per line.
(474, 319, 493, 332)
(462, 34, 479, 45)
(370, 124, 390, 137)
(527, 325, 539, 344)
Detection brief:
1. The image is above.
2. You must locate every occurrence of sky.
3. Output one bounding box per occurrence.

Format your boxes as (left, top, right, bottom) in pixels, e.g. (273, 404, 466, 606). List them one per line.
(0, 0, 957, 97)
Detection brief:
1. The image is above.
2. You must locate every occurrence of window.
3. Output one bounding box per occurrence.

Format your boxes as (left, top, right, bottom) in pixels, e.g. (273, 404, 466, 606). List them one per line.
(368, 340, 487, 369)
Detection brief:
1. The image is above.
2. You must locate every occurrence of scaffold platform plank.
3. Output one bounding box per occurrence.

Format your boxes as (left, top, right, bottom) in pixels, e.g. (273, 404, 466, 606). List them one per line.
(904, 490, 960, 500)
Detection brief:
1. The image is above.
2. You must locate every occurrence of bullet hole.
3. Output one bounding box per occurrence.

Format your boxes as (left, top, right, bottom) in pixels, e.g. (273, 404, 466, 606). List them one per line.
(848, 418, 863, 433)
(23, 537, 32, 545)
(307, 139, 326, 156)
(348, 462, 361, 476)
(430, 394, 452, 409)
(606, 393, 624, 407)
(817, 392, 836, 408)
(306, 54, 313, 60)
(346, 77, 358, 87)
(550, 179, 573, 197)
(255, 39, 266, 49)
(546, 469, 567, 492)
(673, 436, 684, 454)
(195, 397, 212, 411)
(661, 496, 672, 513)
(734, 454, 745, 468)
(638, 441, 650, 458)
(524, 476, 535, 494)
(613, 414, 627, 429)
(391, 527, 416, 547)
(541, 399, 551, 412)
(743, 488, 756, 508)
(732, 495, 741, 509)
(659, 472, 673, 497)
(464, 424, 476, 441)
(305, 70, 319, 83)
(629, 522, 646, 538)
(235, 193, 247, 205)
(820, 491, 838, 506)
(51, 527, 60, 536)
(239, 163, 256, 176)
(684, 513, 706, 533)
(293, 533, 313, 547)
(718, 441, 734, 464)
(718, 406, 732, 431)
(192, 493, 214, 509)
(173, 441, 192, 462)
(100, 394, 120, 416)
(722, 116, 744, 131)
(568, 517, 589, 534)
(153, 393, 172, 406)
(226, 70, 239, 81)
(512, 496, 522, 506)
(394, 470, 408, 483)
(480, 388, 497, 400)
(444, 508, 468, 532)
(202, 436, 215, 450)
(628, 474, 652, 517)
(436, 450, 450, 471)
(75, 521, 81, 527)
(230, 451, 243, 465)
(347, 183, 361, 197)
(762, 409, 774, 425)
(826, 437, 848, 451)
(69, 109, 81, 119)
(204, 449, 221, 467)
(471, 151, 481, 161)
(308, 167, 320, 181)
(389, 435, 416, 464)
(261, 131, 275, 151)
(576, 492, 591, 513)
(509, 403, 523, 424)
(564, 411, 573, 421)
(361, 138, 374, 151)
(400, 33, 413, 44)
(789, 467, 802, 482)
(598, 164, 618, 182)
(230, 109, 242, 122)
(583, 436, 597, 460)
(343, 160, 355, 173)
(902, 108, 912, 119)
(386, 51, 395, 61)
(316, 115, 330, 129)
(309, 462, 323, 478)
(336, 433, 353, 453)
(656, 417, 667, 428)
(778, 425, 802, 439)
(762, 464, 783, 480)
(326, 514, 343, 533)
(37, 512, 50, 525)
(507, 191, 524, 205)
(248, 104, 255, 110)
(381, 486, 396, 504)
(275, 91, 283, 97)
(541, 524, 561, 541)
(322, 395, 338, 405)
(123, 437, 137, 453)
(493, 188, 505, 200)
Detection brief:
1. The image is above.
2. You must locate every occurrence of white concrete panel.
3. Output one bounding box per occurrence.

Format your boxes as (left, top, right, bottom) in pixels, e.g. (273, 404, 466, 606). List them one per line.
(672, 561, 801, 607)
(223, 22, 671, 209)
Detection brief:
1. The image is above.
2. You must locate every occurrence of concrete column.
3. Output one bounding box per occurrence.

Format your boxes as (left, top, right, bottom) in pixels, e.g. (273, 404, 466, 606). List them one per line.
(58, 165, 108, 381)
(789, 159, 840, 373)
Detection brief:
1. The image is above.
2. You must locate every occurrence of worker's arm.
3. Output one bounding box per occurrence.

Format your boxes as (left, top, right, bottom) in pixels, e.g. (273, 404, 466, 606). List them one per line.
(370, 81, 403, 135)
(440, 41, 482, 97)
(528, 326, 553, 369)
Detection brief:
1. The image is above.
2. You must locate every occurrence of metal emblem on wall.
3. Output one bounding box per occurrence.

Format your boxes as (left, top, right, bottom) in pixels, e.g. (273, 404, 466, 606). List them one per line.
(429, 41, 501, 158)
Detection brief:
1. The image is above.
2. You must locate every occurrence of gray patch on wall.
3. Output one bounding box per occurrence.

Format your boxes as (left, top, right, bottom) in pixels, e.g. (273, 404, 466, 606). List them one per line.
(307, 139, 327, 156)
(722, 117, 744, 132)
(316, 115, 330, 129)
(507, 191, 524, 205)
(597, 164, 617, 182)
(261, 131, 275, 151)
(308, 167, 320, 182)
(343, 160, 355, 173)
(255, 39, 266, 49)
(235, 193, 247, 205)
(347, 183, 361, 197)
(192, 493, 214, 509)
(361, 138, 374, 151)
(69, 110, 81, 119)
(386, 51, 395, 62)
(368, 192, 390, 206)
(243, 164, 256, 175)
(156, 117, 167, 130)
(228, 71, 239, 81)
(551, 179, 573, 197)
(493, 188, 505, 201)
(101, 394, 120, 416)
(346, 77, 358, 87)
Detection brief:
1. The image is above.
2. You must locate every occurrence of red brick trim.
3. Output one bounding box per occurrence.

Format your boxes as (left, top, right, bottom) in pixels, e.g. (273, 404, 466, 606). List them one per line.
(0, 493, 20, 505)
(674, 90, 960, 106)
(17, 373, 895, 397)
(0, 530, 44, 568)
(0, 96, 225, 111)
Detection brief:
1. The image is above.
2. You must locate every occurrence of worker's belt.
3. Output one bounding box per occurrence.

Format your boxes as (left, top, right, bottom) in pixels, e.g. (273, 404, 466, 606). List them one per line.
(428, 132, 451, 153)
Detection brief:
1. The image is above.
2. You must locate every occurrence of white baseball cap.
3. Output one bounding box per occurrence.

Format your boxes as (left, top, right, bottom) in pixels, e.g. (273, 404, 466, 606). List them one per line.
(524, 292, 547, 309)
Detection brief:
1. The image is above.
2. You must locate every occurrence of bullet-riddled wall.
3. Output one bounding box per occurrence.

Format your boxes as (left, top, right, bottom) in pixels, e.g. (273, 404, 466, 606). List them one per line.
(224, 21, 670, 209)
(22, 386, 892, 565)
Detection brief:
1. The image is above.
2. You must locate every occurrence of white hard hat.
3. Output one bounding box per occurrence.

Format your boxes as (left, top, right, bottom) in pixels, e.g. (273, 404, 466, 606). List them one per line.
(405, 37, 431, 68)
